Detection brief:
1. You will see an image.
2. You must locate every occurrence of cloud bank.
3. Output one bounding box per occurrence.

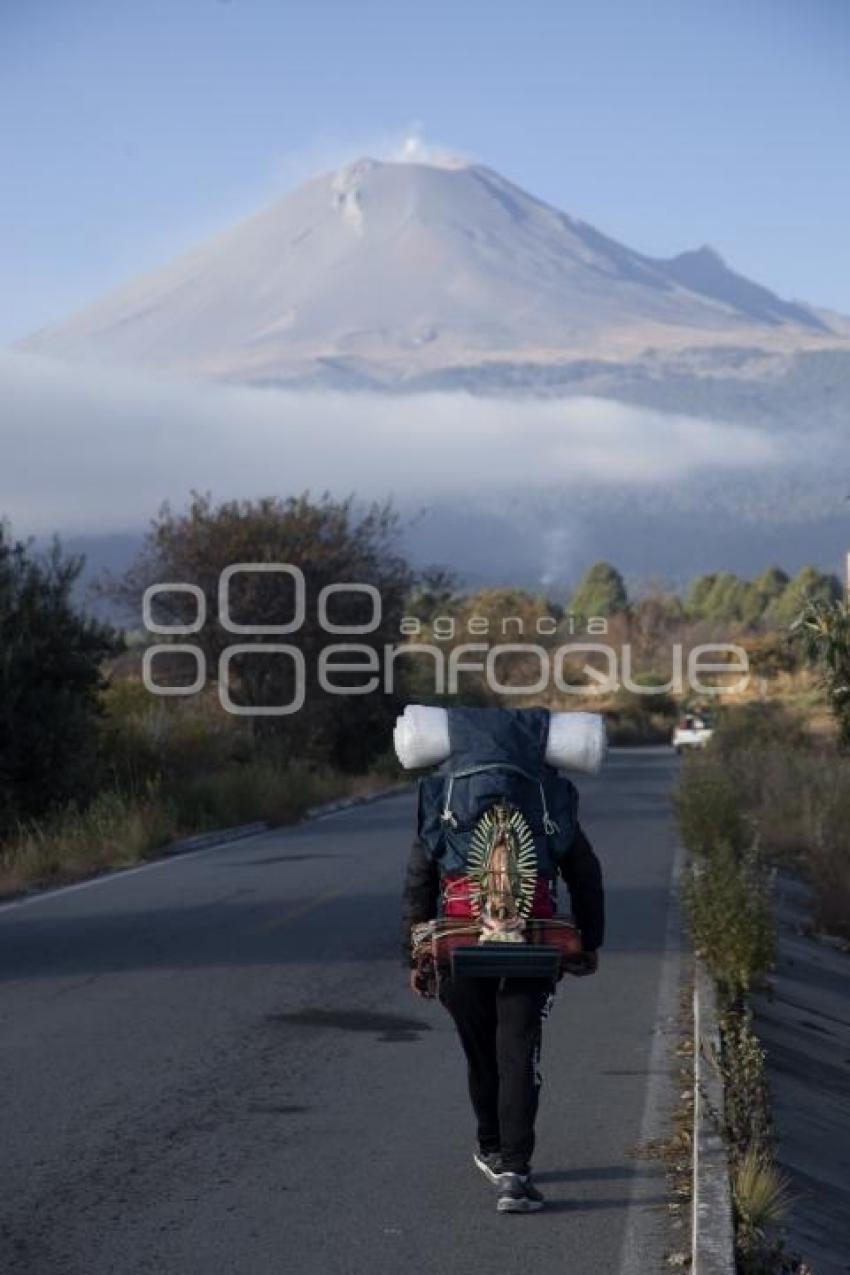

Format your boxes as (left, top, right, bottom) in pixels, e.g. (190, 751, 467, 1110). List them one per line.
(1, 352, 780, 538)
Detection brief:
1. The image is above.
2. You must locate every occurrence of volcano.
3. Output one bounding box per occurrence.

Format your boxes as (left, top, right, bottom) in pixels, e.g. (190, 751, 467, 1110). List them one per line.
(18, 157, 844, 389)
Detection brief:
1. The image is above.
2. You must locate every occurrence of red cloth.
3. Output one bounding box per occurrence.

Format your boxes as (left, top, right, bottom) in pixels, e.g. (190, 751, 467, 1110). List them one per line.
(442, 872, 556, 919)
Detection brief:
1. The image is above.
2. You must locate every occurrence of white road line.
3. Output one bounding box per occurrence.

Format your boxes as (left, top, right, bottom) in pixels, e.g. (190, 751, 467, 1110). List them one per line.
(0, 831, 266, 916)
(617, 837, 686, 1275)
(0, 788, 412, 918)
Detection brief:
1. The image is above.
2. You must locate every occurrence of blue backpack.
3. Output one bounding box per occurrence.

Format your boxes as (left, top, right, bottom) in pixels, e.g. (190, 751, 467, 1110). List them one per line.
(416, 707, 578, 878)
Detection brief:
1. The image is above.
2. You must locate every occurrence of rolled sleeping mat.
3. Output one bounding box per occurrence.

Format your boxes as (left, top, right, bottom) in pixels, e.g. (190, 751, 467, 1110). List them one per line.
(393, 705, 607, 773)
(393, 704, 450, 770)
(545, 711, 607, 775)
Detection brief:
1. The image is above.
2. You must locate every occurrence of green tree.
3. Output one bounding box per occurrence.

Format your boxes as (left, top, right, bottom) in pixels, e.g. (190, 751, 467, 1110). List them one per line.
(687, 572, 763, 625)
(569, 561, 628, 618)
(768, 566, 841, 627)
(753, 565, 789, 608)
(100, 492, 415, 771)
(0, 525, 116, 833)
(686, 572, 719, 618)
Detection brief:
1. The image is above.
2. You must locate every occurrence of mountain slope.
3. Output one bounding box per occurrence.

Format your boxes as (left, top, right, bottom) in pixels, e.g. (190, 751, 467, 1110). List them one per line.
(18, 158, 844, 386)
(659, 244, 828, 331)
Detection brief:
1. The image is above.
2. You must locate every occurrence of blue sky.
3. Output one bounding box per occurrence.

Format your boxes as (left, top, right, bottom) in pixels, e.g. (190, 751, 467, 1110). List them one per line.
(2, 0, 848, 344)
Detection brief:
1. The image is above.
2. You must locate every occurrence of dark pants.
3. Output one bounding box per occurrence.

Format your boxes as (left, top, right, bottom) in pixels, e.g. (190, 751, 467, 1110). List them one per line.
(439, 976, 555, 1174)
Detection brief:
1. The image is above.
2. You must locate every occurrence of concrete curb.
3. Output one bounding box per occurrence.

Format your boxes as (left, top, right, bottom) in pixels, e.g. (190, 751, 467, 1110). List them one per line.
(158, 821, 268, 856)
(692, 960, 736, 1274)
(0, 784, 411, 909)
(304, 782, 408, 820)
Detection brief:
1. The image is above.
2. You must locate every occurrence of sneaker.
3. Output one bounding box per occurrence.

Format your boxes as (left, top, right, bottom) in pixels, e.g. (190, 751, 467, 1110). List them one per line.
(473, 1148, 507, 1184)
(496, 1173, 545, 1213)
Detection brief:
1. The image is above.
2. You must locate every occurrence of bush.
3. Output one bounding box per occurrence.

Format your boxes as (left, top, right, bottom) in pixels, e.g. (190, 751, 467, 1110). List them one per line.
(708, 701, 806, 761)
(722, 1011, 772, 1155)
(732, 1146, 794, 1274)
(604, 688, 676, 745)
(791, 597, 850, 751)
(98, 492, 415, 771)
(684, 717, 850, 939)
(1, 677, 401, 896)
(674, 754, 750, 857)
(683, 842, 775, 998)
(0, 527, 116, 834)
(99, 684, 254, 793)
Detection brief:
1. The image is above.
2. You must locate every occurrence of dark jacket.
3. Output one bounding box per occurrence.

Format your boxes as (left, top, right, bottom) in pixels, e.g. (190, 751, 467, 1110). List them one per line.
(401, 823, 605, 965)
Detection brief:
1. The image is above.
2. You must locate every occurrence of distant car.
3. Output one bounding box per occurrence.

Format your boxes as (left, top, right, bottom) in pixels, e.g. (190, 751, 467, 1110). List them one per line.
(672, 713, 714, 754)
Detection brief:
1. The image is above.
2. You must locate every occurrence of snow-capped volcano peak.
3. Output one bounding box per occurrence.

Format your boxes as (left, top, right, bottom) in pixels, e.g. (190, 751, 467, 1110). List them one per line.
(18, 156, 837, 384)
(395, 135, 470, 168)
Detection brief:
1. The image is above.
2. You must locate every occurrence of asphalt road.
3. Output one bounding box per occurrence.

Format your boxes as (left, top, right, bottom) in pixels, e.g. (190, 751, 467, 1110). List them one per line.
(0, 748, 684, 1275)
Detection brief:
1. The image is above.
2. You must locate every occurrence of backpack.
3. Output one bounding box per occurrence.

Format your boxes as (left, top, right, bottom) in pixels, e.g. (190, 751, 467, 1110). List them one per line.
(416, 707, 578, 926)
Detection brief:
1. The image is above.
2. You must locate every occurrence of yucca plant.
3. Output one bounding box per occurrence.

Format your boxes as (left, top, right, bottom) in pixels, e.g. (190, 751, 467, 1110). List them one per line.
(733, 1145, 795, 1271)
(791, 597, 850, 750)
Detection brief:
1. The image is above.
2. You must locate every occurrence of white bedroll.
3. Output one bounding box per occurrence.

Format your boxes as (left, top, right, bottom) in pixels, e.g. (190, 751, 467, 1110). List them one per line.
(393, 705, 607, 774)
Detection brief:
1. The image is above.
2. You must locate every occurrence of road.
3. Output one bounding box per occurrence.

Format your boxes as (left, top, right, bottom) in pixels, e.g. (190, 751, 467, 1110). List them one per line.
(0, 748, 684, 1275)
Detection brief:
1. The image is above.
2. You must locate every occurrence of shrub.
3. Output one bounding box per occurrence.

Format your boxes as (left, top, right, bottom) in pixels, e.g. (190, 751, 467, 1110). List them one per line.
(683, 842, 775, 998)
(732, 1146, 794, 1275)
(721, 1009, 773, 1153)
(99, 689, 253, 792)
(97, 492, 415, 771)
(0, 527, 116, 834)
(674, 754, 750, 857)
(603, 686, 676, 745)
(687, 725, 850, 938)
(708, 701, 806, 761)
(791, 597, 850, 750)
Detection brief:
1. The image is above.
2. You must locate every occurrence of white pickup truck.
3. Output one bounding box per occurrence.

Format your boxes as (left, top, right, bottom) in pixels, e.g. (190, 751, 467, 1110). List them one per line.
(672, 712, 714, 754)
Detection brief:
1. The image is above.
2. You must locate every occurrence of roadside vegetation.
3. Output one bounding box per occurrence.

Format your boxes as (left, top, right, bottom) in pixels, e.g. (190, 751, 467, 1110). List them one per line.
(791, 595, 850, 750)
(1, 495, 842, 904)
(677, 690, 849, 1273)
(0, 501, 408, 897)
(0, 687, 395, 896)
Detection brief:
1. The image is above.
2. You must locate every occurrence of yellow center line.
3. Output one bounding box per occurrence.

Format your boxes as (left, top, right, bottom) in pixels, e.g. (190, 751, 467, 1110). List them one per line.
(253, 846, 402, 934)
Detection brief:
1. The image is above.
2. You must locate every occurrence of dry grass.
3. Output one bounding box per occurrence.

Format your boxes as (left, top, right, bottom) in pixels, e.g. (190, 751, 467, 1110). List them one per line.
(0, 762, 397, 898)
(677, 703, 850, 940)
(0, 785, 176, 895)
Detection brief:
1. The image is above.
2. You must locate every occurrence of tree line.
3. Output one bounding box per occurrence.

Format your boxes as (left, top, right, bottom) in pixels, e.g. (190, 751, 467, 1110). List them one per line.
(1, 495, 846, 841)
(566, 560, 841, 627)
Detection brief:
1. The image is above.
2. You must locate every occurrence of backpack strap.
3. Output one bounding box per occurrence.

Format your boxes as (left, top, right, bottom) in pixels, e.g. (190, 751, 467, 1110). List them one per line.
(439, 763, 560, 836)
